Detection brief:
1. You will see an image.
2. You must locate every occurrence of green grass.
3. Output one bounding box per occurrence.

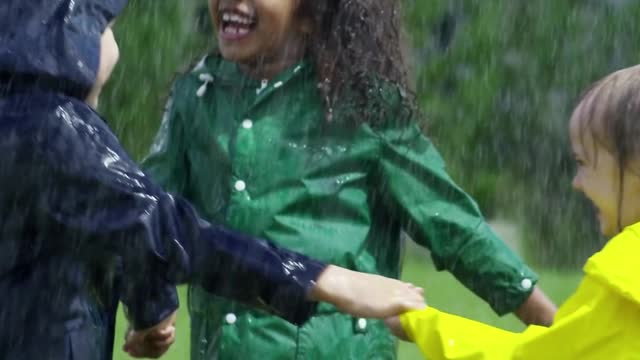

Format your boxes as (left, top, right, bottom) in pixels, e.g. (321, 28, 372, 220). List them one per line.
(113, 249, 582, 360)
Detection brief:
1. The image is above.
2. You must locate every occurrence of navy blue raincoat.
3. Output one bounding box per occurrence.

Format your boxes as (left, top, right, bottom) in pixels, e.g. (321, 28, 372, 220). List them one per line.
(0, 1, 325, 359)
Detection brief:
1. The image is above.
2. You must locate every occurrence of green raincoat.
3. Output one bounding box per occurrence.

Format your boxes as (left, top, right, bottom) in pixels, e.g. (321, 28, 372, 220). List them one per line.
(143, 53, 538, 360)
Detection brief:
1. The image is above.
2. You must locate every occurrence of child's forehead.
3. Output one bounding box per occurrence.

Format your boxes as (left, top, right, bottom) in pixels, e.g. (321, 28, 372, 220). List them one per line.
(571, 93, 604, 137)
(570, 96, 612, 157)
(570, 74, 640, 165)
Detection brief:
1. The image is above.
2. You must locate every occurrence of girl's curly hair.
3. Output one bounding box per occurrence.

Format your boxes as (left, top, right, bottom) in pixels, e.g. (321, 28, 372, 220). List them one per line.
(299, 0, 420, 127)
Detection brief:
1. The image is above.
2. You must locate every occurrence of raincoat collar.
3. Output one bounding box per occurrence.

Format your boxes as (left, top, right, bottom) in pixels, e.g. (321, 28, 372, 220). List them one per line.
(190, 52, 312, 102)
(584, 221, 640, 305)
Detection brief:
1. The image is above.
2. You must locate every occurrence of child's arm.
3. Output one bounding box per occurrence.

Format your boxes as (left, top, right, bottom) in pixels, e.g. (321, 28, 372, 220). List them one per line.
(370, 92, 555, 323)
(309, 265, 425, 318)
(396, 304, 630, 360)
(512, 286, 556, 326)
(112, 257, 179, 358)
(123, 310, 177, 358)
(37, 100, 423, 329)
(396, 307, 523, 360)
(391, 275, 639, 360)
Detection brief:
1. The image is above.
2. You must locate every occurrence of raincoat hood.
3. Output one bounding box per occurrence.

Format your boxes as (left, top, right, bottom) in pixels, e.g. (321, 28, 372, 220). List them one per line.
(0, 0, 128, 98)
(583, 221, 640, 305)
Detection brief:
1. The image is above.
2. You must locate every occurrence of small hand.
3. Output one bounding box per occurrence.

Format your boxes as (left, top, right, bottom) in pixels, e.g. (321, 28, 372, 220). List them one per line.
(384, 315, 411, 341)
(310, 265, 426, 318)
(123, 310, 177, 359)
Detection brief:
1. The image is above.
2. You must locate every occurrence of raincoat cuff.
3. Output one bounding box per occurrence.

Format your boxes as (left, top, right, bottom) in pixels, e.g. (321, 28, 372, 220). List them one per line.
(267, 260, 327, 326)
(491, 269, 539, 316)
(125, 283, 179, 330)
(399, 307, 438, 342)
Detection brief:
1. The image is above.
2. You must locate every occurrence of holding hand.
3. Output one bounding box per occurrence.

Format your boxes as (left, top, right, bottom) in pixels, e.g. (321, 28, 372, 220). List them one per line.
(384, 315, 412, 341)
(310, 265, 426, 318)
(123, 310, 177, 359)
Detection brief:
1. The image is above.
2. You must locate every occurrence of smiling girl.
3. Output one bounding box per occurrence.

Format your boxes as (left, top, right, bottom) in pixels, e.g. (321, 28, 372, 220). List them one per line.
(144, 0, 556, 358)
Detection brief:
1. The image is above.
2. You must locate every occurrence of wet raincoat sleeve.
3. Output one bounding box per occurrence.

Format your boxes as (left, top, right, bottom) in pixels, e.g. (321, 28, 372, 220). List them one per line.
(36, 98, 325, 329)
(119, 265, 180, 330)
(128, 83, 191, 327)
(373, 90, 537, 315)
(398, 226, 640, 360)
(399, 281, 639, 360)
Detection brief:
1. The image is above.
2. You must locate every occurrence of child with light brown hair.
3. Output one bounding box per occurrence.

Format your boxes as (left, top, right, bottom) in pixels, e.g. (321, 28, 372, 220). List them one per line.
(392, 65, 640, 359)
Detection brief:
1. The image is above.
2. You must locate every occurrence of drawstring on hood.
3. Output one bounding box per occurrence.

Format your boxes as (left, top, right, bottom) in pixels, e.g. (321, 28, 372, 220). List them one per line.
(196, 73, 214, 97)
(256, 79, 269, 95)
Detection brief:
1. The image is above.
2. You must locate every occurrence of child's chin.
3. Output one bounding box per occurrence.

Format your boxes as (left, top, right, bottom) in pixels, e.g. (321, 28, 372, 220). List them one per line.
(219, 47, 255, 63)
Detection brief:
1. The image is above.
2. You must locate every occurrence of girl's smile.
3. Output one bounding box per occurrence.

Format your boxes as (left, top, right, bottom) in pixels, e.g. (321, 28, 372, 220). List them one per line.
(218, 7, 257, 41)
(209, 0, 310, 79)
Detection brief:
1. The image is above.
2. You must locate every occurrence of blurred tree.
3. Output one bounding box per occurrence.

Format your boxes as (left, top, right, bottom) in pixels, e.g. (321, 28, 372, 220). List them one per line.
(103, 0, 640, 267)
(102, 0, 209, 159)
(404, 0, 640, 267)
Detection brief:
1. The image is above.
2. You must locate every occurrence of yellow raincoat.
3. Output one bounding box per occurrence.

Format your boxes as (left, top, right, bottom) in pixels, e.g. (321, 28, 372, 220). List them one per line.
(401, 222, 640, 359)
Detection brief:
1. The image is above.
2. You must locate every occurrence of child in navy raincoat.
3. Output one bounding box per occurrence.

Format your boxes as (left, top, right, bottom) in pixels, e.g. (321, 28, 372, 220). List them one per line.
(0, 1, 425, 359)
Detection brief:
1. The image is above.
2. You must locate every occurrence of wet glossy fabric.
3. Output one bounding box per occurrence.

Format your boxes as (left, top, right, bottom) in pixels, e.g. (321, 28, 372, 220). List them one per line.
(400, 222, 640, 359)
(0, 0, 128, 99)
(0, 2, 129, 359)
(143, 53, 538, 359)
(0, 3, 325, 359)
(0, 89, 325, 359)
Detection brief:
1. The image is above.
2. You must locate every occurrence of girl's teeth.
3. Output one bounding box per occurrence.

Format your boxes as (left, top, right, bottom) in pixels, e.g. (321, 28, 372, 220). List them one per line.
(222, 11, 253, 25)
(224, 27, 250, 36)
